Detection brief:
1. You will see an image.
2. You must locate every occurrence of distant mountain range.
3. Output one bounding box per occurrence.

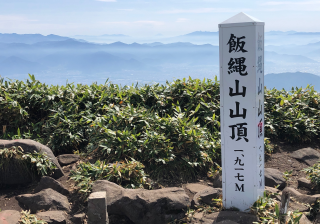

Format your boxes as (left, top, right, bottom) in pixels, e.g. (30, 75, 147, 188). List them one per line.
(2, 30, 320, 46)
(0, 39, 220, 84)
(265, 51, 318, 64)
(265, 72, 320, 91)
(0, 32, 319, 87)
(0, 33, 71, 44)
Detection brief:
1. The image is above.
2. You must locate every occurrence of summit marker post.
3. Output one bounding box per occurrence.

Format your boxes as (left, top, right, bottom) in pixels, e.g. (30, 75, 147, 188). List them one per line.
(219, 12, 265, 211)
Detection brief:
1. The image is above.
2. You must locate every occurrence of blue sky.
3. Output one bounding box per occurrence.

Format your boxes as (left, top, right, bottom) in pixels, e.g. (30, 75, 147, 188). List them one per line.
(1, 0, 320, 37)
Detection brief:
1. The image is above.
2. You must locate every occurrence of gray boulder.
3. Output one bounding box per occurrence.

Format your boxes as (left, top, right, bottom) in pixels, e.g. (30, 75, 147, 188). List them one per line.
(216, 221, 239, 224)
(265, 186, 281, 200)
(193, 187, 222, 206)
(298, 177, 314, 190)
(35, 176, 69, 196)
(282, 187, 320, 205)
(71, 213, 86, 224)
(16, 188, 70, 213)
(194, 211, 258, 224)
(264, 168, 286, 189)
(0, 139, 64, 184)
(289, 201, 309, 212)
(290, 147, 320, 166)
(57, 154, 80, 166)
(36, 211, 67, 224)
(92, 180, 190, 224)
(184, 183, 209, 194)
(299, 214, 313, 224)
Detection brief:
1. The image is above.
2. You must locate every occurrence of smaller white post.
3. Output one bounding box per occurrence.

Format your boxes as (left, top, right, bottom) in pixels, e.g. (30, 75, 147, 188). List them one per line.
(88, 191, 109, 224)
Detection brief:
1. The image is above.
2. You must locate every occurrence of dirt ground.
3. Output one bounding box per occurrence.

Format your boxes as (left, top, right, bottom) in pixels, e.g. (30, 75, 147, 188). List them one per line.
(264, 140, 320, 194)
(1, 139, 320, 222)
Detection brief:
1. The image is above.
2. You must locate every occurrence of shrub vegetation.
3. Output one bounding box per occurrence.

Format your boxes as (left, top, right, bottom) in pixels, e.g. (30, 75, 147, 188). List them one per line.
(0, 146, 57, 182)
(1, 74, 320, 187)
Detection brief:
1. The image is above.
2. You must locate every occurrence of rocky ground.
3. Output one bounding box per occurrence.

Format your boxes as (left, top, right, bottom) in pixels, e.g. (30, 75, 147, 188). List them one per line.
(1, 139, 320, 224)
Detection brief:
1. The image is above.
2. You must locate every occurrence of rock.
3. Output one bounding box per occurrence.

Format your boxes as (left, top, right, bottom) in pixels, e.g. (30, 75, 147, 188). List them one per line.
(213, 173, 222, 188)
(282, 187, 320, 205)
(35, 176, 69, 196)
(191, 212, 240, 224)
(265, 186, 281, 200)
(108, 215, 135, 224)
(92, 180, 123, 212)
(185, 183, 209, 194)
(190, 212, 205, 224)
(0, 139, 64, 182)
(202, 211, 258, 224)
(290, 147, 320, 166)
(264, 168, 286, 189)
(193, 187, 222, 206)
(36, 211, 67, 224)
(88, 191, 109, 224)
(288, 201, 309, 212)
(71, 213, 86, 224)
(92, 180, 190, 224)
(298, 177, 314, 190)
(265, 186, 280, 194)
(16, 188, 70, 213)
(216, 221, 239, 224)
(57, 154, 80, 166)
(299, 214, 312, 224)
(315, 213, 320, 223)
(0, 210, 21, 224)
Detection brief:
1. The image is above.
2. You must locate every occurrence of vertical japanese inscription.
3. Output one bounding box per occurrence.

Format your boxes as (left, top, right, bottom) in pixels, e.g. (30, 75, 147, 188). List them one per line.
(257, 31, 264, 190)
(227, 34, 249, 192)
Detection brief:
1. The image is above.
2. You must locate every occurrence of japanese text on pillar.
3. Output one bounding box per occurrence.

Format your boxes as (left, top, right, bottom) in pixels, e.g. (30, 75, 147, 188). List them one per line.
(227, 33, 248, 193)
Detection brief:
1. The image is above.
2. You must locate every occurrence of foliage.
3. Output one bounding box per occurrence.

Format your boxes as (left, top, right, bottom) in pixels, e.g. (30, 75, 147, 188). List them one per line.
(0, 146, 57, 177)
(85, 104, 219, 179)
(306, 199, 320, 221)
(264, 138, 274, 154)
(264, 85, 320, 143)
(70, 159, 149, 200)
(251, 191, 302, 224)
(207, 162, 222, 179)
(1, 75, 320, 184)
(283, 170, 293, 182)
(19, 210, 47, 224)
(303, 161, 320, 187)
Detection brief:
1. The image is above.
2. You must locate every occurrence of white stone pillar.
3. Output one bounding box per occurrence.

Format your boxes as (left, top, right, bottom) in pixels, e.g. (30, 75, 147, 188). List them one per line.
(219, 12, 265, 211)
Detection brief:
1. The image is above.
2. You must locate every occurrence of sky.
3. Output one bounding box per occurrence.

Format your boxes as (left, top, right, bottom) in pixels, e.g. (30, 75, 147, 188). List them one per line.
(1, 0, 320, 37)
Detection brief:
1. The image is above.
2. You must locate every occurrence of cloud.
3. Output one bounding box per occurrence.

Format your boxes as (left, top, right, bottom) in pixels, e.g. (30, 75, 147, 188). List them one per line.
(96, 0, 117, 2)
(0, 15, 37, 22)
(261, 1, 320, 11)
(103, 20, 164, 26)
(159, 8, 251, 14)
(176, 18, 189, 23)
(134, 21, 164, 25)
(262, 0, 319, 5)
(117, 9, 134, 11)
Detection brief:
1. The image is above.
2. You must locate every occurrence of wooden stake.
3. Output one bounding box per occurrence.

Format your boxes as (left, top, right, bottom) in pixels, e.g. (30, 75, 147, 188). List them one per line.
(280, 191, 290, 223)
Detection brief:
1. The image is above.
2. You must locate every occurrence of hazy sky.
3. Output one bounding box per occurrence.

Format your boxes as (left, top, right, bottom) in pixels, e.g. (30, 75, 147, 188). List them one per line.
(1, 0, 319, 37)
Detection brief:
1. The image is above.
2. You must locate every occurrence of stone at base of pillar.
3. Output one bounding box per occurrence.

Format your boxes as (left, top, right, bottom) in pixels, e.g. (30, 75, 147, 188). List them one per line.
(88, 191, 109, 224)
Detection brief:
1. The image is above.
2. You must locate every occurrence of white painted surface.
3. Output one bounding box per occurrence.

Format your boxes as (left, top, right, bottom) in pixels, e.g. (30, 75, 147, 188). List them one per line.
(219, 12, 265, 211)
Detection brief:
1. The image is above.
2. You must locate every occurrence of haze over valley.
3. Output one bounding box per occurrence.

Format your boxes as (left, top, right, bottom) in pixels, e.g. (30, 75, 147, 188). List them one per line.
(0, 31, 320, 91)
